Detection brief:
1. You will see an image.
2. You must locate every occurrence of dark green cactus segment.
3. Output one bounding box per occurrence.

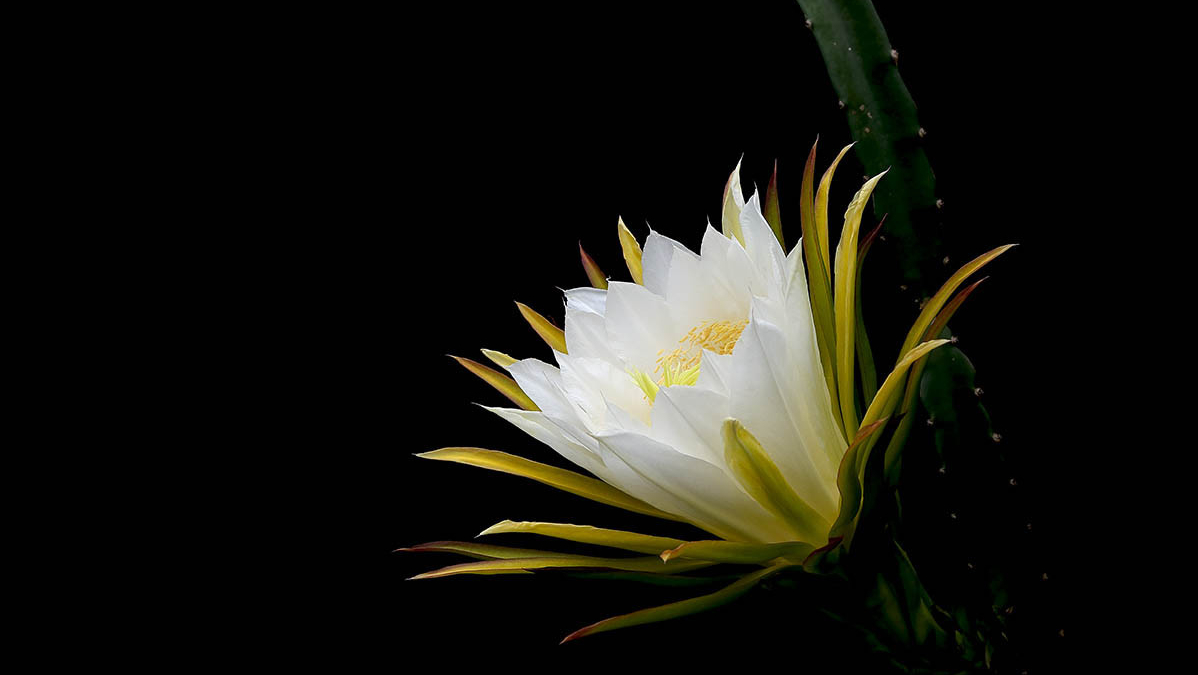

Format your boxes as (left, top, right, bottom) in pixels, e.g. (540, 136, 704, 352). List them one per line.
(794, 0, 939, 296)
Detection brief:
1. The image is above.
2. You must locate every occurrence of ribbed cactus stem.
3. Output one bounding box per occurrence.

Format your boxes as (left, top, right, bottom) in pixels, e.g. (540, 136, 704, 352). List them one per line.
(794, 0, 938, 296)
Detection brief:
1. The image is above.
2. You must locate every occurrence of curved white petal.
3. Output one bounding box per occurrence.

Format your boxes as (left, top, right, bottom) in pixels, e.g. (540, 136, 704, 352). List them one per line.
(603, 281, 675, 375)
(726, 310, 841, 522)
(557, 352, 652, 429)
(739, 192, 788, 288)
(641, 231, 698, 297)
(649, 385, 730, 466)
(564, 304, 621, 366)
(564, 287, 607, 315)
(595, 429, 799, 543)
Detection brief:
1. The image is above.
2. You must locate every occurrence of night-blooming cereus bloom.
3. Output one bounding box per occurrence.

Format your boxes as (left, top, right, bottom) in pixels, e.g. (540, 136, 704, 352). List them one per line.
(493, 194, 844, 545)
(408, 148, 1012, 642)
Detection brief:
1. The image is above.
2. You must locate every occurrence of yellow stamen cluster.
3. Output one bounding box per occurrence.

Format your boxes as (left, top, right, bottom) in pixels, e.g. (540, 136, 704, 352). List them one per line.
(656, 319, 749, 377)
(630, 319, 749, 402)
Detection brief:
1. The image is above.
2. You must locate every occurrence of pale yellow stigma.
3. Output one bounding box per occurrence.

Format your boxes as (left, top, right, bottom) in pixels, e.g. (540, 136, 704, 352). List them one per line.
(630, 319, 749, 403)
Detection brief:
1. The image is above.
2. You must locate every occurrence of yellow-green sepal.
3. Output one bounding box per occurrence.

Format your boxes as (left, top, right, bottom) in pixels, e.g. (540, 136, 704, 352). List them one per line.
(515, 301, 567, 353)
(854, 216, 887, 405)
(833, 169, 889, 438)
(579, 243, 609, 289)
(828, 418, 891, 544)
(416, 447, 684, 522)
(617, 217, 644, 284)
(408, 554, 714, 580)
(560, 564, 791, 643)
(399, 540, 596, 561)
(814, 143, 855, 279)
(799, 140, 844, 441)
(480, 348, 518, 369)
(478, 520, 686, 556)
(660, 540, 815, 565)
(897, 245, 1015, 361)
(763, 159, 784, 248)
(451, 355, 537, 410)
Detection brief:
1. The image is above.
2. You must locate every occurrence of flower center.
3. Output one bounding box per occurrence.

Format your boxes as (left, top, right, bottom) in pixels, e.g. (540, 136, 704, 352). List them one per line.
(630, 319, 748, 402)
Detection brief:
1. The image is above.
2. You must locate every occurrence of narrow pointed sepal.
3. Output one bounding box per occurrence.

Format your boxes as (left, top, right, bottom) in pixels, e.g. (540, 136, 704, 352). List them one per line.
(828, 418, 891, 541)
(898, 244, 1016, 360)
(399, 540, 596, 561)
(763, 159, 784, 248)
(833, 170, 889, 437)
(409, 555, 714, 580)
(479, 521, 686, 556)
(854, 214, 888, 405)
(815, 143, 856, 276)
(560, 564, 790, 643)
(862, 339, 951, 432)
(660, 540, 815, 565)
(798, 139, 842, 438)
(515, 302, 568, 353)
(616, 217, 644, 284)
(451, 356, 538, 410)
(721, 158, 746, 246)
(480, 348, 518, 369)
(899, 276, 988, 415)
(416, 448, 684, 521)
(850, 339, 952, 493)
(579, 243, 609, 289)
(721, 420, 830, 544)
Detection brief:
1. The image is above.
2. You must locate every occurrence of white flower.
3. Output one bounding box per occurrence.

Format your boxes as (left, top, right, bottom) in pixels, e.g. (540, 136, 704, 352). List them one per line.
(490, 191, 846, 545)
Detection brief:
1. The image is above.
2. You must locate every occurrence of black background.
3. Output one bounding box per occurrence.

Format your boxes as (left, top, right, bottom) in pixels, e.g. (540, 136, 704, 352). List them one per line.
(308, 1, 1089, 670)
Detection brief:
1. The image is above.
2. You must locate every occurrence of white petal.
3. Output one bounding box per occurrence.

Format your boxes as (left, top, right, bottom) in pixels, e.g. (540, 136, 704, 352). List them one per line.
(726, 311, 842, 521)
(564, 304, 621, 365)
(596, 430, 799, 543)
(603, 281, 675, 375)
(507, 358, 579, 423)
(488, 406, 702, 528)
(641, 231, 698, 297)
(663, 246, 745, 336)
(486, 406, 605, 474)
(650, 385, 730, 466)
(739, 192, 788, 288)
(564, 287, 606, 315)
(557, 353, 652, 429)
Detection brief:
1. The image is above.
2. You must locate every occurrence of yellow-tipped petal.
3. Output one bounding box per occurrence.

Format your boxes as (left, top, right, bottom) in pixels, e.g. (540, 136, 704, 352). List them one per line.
(721, 158, 746, 246)
(833, 170, 889, 437)
(479, 520, 686, 556)
(451, 356, 538, 411)
(721, 420, 830, 544)
(616, 217, 644, 284)
(898, 244, 1016, 362)
(409, 555, 713, 580)
(560, 564, 789, 643)
(480, 348, 518, 369)
(815, 143, 855, 279)
(659, 540, 814, 565)
(515, 302, 568, 353)
(579, 243, 609, 289)
(416, 447, 684, 522)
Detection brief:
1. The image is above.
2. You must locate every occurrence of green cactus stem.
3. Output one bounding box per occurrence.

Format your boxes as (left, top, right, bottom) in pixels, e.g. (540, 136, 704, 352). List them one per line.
(794, 0, 938, 297)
